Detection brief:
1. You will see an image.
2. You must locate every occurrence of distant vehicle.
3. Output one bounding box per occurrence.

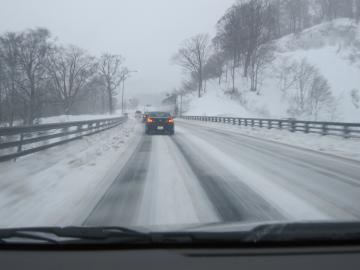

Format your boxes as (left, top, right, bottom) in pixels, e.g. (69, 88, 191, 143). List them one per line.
(142, 113, 149, 123)
(135, 110, 142, 119)
(145, 112, 174, 135)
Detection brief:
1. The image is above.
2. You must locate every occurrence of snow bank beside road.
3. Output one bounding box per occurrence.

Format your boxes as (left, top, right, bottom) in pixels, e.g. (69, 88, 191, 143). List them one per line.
(39, 113, 121, 124)
(179, 119, 360, 162)
(184, 88, 255, 118)
(0, 117, 140, 228)
(1, 113, 124, 127)
(39, 109, 131, 124)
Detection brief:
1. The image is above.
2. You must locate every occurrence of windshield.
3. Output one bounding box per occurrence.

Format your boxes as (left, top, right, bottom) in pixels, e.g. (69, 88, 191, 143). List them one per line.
(0, 0, 360, 244)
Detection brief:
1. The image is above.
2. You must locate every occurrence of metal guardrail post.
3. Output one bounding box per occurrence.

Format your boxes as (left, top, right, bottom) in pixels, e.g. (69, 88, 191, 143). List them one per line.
(16, 132, 24, 159)
(322, 123, 328, 136)
(77, 124, 82, 134)
(181, 115, 360, 139)
(290, 121, 295, 132)
(63, 126, 69, 139)
(305, 123, 309, 133)
(0, 116, 125, 162)
(343, 125, 350, 138)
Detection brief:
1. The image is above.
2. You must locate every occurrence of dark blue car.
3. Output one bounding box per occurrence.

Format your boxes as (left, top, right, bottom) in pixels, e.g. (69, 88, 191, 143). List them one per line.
(145, 112, 174, 135)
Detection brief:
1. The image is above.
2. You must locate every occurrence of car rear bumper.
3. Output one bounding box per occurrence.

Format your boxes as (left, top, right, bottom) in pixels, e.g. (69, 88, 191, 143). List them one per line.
(145, 124, 174, 133)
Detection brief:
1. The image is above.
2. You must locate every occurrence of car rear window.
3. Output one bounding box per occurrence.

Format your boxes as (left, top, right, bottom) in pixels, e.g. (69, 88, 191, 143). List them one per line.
(148, 112, 171, 118)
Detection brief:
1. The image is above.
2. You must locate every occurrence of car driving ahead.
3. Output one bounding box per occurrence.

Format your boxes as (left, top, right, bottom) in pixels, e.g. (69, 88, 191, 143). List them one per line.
(135, 110, 142, 119)
(145, 111, 174, 135)
(142, 113, 148, 123)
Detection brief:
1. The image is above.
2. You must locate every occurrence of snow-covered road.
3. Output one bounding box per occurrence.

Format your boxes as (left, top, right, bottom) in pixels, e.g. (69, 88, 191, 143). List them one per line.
(84, 120, 360, 228)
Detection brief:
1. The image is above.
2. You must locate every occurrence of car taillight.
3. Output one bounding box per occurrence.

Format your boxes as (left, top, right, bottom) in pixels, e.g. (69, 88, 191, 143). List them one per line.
(168, 117, 174, 123)
(147, 117, 154, 123)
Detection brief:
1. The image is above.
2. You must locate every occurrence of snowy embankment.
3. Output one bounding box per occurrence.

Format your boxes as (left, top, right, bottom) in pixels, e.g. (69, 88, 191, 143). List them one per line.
(39, 113, 121, 124)
(179, 119, 360, 162)
(184, 19, 360, 122)
(0, 117, 140, 228)
(0, 113, 123, 127)
(184, 88, 255, 118)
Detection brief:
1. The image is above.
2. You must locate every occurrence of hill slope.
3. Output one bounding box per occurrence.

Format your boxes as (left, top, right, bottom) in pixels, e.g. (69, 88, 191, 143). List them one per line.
(184, 19, 360, 122)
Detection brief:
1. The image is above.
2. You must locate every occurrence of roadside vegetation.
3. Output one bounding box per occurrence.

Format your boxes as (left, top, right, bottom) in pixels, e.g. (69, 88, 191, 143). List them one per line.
(171, 0, 360, 121)
(0, 29, 134, 126)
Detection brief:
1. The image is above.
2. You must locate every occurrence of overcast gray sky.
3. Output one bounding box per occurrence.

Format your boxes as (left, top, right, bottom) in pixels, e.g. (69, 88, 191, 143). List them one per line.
(0, 0, 234, 104)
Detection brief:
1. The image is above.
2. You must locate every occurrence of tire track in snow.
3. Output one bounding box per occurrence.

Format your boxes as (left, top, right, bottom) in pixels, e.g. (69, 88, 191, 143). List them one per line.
(83, 135, 152, 227)
(178, 121, 360, 220)
(171, 133, 284, 223)
(135, 135, 219, 227)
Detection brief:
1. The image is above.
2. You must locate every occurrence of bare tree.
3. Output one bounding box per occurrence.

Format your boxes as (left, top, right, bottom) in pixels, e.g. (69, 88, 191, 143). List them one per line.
(172, 34, 211, 98)
(249, 43, 275, 93)
(315, 0, 355, 20)
(283, 59, 335, 119)
(275, 58, 299, 95)
(16, 28, 51, 125)
(214, 4, 244, 93)
(307, 74, 333, 120)
(214, 0, 273, 95)
(0, 32, 21, 126)
(119, 68, 138, 113)
(0, 57, 4, 123)
(356, 0, 360, 22)
(283, 0, 310, 33)
(47, 45, 97, 114)
(98, 54, 125, 114)
(88, 76, 107, 114)
(203, 48, 226, 85)
(0, 28, 132, 122)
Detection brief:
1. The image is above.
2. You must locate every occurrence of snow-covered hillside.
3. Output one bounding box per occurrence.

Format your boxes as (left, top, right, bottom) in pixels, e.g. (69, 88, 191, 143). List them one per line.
(183, 88, 255, 118)
(185, 19, 360, 122)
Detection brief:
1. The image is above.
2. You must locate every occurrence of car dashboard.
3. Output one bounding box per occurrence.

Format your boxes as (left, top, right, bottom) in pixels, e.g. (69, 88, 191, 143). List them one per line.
(1, 245, 360, 270)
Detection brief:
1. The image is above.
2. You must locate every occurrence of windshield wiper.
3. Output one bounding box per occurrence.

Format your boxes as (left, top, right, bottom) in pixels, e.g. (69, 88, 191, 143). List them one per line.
(245, 222, 360, 243)
(0, 230, 60, 244)
(183, 221, 360, 245)
(0, 226, 151, 245)
(1, 222, 360, 246)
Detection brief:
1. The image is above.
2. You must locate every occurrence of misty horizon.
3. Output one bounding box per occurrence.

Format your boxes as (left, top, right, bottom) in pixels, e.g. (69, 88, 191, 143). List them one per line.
(0, 0, 234, 104)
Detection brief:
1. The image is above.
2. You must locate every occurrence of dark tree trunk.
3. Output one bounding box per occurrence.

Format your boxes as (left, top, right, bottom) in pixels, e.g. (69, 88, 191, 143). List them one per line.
(244, 52, 251, 77)
(231, 64, 236, 94)
(198, 80, 202, 98)
(108, 87, 113, 114)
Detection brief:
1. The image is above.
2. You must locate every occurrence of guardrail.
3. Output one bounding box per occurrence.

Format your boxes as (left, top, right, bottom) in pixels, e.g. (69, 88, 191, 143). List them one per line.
(181, 116, 360, 139)
(0, 116, 126, 162)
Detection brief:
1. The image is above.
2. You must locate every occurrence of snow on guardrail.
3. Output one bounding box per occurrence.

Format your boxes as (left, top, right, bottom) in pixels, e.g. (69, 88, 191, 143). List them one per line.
(182, 116, 360, 139)
(0, 116, 127, 162)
